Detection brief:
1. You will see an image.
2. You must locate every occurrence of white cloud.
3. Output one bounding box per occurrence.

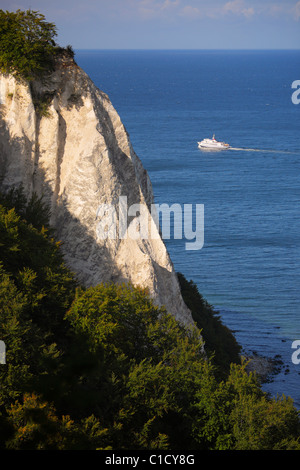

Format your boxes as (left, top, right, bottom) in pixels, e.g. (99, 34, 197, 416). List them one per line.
(161, 0, 180, 10)
(223, 0, 255, 18)
(131, 0, 180, 20)
(179, 5, 202, 19)
(293, 0, 300, 20)
(238, 1, 300, 21)
(109, 0, 300, 23)
(137, 0, 180, 19)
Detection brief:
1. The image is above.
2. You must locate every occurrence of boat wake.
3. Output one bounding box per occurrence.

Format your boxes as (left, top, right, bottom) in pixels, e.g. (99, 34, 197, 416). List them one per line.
(229, 147, 296, 155)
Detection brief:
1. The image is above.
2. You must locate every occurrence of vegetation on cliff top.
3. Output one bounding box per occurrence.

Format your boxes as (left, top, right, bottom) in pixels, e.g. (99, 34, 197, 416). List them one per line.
(0, 188, 299, 450)
(0, 9, 74, 81)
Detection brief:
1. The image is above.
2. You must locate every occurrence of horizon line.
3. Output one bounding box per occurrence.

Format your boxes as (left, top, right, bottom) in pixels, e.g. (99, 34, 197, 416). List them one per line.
(74, 47, 300, 51)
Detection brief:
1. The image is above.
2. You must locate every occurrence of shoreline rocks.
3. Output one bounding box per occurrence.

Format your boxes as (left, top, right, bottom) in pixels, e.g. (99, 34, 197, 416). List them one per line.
(245, 351, 284, 383)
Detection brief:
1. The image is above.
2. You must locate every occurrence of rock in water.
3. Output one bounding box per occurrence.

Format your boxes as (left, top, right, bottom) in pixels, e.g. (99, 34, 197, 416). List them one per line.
(0, 60, 193, 325)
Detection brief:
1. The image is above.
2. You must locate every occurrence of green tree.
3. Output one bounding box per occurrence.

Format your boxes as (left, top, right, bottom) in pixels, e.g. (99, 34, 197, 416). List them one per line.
(64, 283, 300, 450)
(65, 283, 208, 449)
(0, 197, 76, 411)
(0, 192, 109, 449)
(5, 393, 109, 450)
(177, 272, 241, 378)
(0, 9, 57, 80)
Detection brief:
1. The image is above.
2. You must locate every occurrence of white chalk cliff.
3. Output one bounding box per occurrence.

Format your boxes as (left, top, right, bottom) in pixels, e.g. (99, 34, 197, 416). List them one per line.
(0, 58, 193, 325)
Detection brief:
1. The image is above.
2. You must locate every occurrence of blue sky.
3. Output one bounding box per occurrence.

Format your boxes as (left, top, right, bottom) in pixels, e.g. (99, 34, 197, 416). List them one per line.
(1, 0, 300, 49)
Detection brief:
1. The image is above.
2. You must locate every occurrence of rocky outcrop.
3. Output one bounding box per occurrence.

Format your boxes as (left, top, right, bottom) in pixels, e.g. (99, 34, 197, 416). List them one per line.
(0, 61, 193, 326)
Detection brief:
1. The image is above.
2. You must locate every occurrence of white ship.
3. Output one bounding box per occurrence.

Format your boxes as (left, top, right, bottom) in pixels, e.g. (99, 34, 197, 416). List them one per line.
(198, 135, 230, 150)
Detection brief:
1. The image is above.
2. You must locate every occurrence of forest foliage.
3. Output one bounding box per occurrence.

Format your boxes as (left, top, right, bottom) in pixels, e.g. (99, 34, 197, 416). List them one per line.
(0, 188, 299, 450)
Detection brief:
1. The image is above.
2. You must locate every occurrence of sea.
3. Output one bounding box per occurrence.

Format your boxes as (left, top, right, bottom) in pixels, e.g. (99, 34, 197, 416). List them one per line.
(75, 49, 300, 408)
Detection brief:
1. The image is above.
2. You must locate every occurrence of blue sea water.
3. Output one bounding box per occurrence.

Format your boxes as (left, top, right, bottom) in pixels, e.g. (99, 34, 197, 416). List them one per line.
(75, 50, 300, 407)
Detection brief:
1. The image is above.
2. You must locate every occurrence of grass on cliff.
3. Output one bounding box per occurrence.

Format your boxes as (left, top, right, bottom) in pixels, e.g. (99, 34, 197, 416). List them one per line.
(0, 187, 299, 450)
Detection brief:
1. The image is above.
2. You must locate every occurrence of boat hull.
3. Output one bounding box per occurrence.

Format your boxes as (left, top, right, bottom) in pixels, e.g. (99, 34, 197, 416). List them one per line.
(198, 142, 229, 150)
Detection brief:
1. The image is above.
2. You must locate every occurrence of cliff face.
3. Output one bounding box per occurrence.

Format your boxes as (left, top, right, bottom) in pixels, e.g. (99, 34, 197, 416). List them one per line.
(0, 61, 193, 325)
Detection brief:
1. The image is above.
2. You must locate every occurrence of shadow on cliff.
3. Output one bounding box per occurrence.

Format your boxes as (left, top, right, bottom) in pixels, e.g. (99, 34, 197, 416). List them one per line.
(0, 80, 188, 319)
(29, 62, 152, 212)
(88, 78, 153, 212)
(0, 107, 123, 289)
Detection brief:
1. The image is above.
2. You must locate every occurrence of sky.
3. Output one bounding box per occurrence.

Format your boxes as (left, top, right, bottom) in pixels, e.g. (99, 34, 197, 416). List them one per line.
(0, 0, 300, 49)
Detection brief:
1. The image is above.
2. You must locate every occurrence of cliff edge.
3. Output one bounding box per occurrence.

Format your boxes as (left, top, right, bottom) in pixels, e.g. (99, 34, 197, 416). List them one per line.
(0, 59, 193, 325)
